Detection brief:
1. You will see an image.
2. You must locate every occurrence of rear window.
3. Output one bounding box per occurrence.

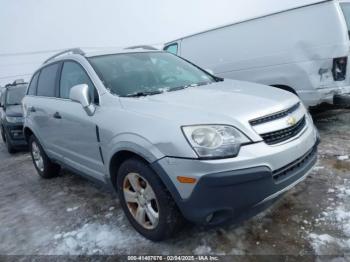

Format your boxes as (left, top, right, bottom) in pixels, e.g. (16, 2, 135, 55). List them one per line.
(341, 3, 350, 38)
(37, 63, 59, 97)
(6, 85, 27, 106)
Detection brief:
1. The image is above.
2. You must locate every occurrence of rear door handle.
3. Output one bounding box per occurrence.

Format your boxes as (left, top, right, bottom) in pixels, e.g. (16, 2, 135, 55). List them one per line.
(28, 106, 36, 112)
(53, 112, 62, 119)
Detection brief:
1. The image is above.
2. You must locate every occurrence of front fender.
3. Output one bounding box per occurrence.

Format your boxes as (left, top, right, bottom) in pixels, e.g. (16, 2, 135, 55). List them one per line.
(106, 133, 165, 168)
(23, 121, 43, 145)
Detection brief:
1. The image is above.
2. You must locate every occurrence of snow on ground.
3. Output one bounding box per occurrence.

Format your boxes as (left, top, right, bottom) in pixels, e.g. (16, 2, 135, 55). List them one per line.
(307, 177, 350, 254)
(52, 222, 145, 255)
(66, 206, 80, 212)
(337, 155, 349, 161)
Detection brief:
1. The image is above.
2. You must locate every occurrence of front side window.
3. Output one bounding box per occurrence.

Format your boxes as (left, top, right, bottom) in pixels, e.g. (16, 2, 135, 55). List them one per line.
(88, 52, 214, 97)
(6, 85, 27, 106)
(27, 72, 39, 96)
(37, 63, 60, 97)
(59, 61, 98, 104)
(164, 43, 178, 55)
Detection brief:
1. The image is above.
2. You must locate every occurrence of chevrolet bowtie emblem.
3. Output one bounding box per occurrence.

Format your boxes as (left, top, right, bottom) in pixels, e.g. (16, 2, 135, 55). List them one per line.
(287, 116, 297, 126)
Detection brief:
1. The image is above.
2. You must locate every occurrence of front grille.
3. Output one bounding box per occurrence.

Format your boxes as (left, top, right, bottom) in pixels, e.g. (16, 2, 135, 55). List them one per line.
(273, 144, 317, 182)
(260, 116, 306, 145)
(250, 103, 300, 126)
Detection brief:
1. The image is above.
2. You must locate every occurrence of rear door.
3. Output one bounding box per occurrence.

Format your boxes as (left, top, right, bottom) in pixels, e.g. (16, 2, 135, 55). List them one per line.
(28, 62, 62, 160)
(52, 60, 104, 179)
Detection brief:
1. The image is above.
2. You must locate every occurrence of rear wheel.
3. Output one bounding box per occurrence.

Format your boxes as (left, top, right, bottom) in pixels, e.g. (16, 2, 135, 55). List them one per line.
(117, 158, 184, 241)
(29, 135, 60, 178)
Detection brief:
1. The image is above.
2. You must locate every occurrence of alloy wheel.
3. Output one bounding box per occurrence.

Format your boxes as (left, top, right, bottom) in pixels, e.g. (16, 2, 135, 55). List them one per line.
(32, 141, 44, 172)
(123, 172, 159, 230)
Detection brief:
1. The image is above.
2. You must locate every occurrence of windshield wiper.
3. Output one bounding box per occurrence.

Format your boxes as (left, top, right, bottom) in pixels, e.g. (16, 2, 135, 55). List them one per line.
(123, 90, 163, 97)
(168, 81, 213, 92)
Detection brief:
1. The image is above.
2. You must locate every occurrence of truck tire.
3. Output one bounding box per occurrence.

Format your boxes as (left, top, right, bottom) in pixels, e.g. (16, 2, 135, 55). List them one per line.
(334, 94, 350, 107)
(117, 158, 184, 241)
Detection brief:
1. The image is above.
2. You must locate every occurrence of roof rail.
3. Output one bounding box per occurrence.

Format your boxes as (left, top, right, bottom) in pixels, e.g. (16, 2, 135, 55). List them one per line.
(126, 45, 158, 51)
(43, 48, 85, 64)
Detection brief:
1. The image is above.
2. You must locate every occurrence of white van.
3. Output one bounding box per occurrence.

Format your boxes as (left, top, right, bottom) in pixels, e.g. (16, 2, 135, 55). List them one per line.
(164, 0, 350, 107)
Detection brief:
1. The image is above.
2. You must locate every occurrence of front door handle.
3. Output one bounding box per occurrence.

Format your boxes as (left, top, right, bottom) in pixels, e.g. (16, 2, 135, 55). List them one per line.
(53, 112, 62, 119)
(28, 106, 36, 112)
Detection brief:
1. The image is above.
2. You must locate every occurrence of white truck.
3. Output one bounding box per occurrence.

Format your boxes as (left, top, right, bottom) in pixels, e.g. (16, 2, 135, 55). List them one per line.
(164, 0, 350, 107)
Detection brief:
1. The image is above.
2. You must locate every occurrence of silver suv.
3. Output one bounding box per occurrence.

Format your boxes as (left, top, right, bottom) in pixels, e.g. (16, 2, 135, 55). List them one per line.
(23, 47, 319, 241)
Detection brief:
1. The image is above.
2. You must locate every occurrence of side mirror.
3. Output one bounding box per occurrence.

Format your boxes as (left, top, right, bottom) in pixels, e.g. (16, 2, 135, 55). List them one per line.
(205, 69, 215, 75)
(69, 84, 95, 116)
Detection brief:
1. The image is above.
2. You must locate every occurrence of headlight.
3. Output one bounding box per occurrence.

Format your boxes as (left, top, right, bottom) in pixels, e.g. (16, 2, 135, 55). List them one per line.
(182, 125, 250, 159)
(6, 116, 23, 123)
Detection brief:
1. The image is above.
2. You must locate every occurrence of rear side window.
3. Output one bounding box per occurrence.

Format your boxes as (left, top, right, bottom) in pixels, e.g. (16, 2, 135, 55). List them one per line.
(37, 63, 59, 97)
(59, 61, 99, 104)
(164, 43, 178, 55)
(27, 72, 39, 96)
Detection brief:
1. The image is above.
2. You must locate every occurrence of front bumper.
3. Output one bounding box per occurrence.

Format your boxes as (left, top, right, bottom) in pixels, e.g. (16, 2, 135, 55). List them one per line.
(152, 122, 319, 225)
(299, 85, 350, 107)
(3, 123, 27, 147)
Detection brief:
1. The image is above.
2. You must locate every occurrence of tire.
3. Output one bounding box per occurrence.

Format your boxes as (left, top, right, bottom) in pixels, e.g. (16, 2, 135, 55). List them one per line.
(4, 130, 16, 154)
(1, 126, 5, 143)
(29, 135, 60, 179)
(334, 94, 350, 107)
(117, 158, 184, 241)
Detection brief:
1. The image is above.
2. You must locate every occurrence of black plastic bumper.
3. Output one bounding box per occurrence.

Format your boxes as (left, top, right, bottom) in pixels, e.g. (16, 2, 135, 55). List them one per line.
(3, 123, 27, 147)
(152, 142, 318, 225)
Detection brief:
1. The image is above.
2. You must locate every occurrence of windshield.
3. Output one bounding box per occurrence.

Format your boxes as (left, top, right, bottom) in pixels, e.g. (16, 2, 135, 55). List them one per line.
(6, 85, 27, 106)
(341, 3, 350, 38)
(88, 52, 215, 97)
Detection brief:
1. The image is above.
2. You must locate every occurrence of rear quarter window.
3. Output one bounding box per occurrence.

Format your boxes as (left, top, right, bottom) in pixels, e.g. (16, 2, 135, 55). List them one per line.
(164, 43, 178, 55)
(27, 72, 39, 96)
(37, 63, 60, 97)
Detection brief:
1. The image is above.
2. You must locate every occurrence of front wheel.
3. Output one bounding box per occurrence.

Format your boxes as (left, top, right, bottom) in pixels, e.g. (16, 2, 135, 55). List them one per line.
(117, 158, 184, 241)
(29, 135, 60, 178)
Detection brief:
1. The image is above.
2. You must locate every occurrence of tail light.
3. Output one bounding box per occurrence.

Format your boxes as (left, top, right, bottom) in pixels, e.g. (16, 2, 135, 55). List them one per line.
(332, 57, 348, 81)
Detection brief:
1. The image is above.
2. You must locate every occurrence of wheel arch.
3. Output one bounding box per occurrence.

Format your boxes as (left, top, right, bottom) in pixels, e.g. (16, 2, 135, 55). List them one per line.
(23, 126, 35, 143)
(270, 84, 298, 95)
(108, 148, 160, 191)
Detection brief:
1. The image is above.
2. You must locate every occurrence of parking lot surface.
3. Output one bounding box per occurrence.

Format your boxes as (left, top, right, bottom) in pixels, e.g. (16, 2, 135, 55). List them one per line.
(0, 109, 349, 255)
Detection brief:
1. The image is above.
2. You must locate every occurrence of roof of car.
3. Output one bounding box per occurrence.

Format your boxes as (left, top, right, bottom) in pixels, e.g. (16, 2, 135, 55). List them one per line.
(5, 83, 27, 89)
(165, 0, 332, 45)
(84, 48, 159, 58)
(43, 46, 160, 65)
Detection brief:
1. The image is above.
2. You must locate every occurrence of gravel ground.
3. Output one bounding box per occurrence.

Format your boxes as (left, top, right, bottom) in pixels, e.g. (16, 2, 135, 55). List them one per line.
(0, 108, 349, 256)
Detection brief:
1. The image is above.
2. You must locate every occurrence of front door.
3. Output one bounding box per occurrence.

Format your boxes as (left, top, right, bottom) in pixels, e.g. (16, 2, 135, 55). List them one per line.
(53, 60, 104, 179)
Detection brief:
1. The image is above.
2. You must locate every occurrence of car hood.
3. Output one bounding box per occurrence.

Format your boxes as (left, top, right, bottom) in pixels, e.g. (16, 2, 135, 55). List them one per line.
(119, 79, 300, 139)
(5, 105, 23, 117)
